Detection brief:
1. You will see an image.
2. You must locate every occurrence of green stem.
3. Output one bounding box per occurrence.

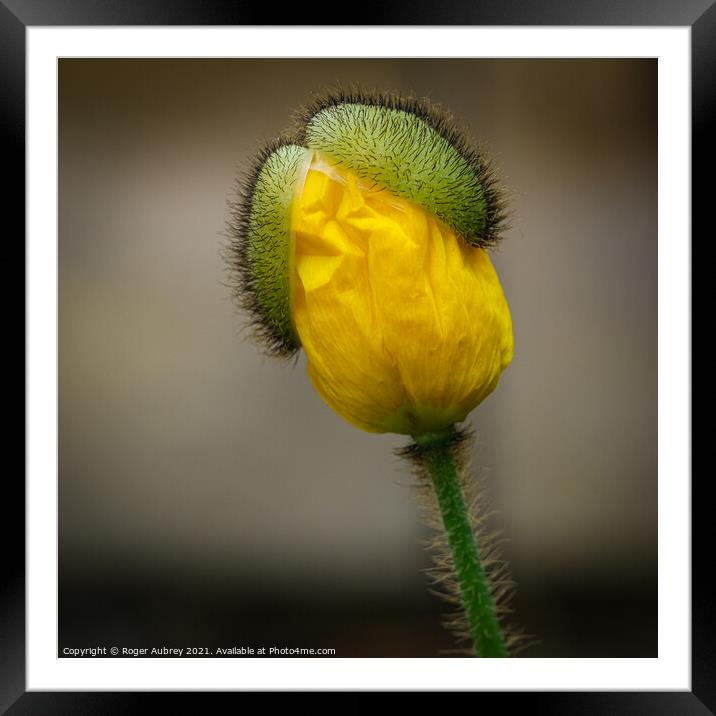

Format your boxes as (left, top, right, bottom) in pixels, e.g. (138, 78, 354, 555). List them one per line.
(414, 427, 508, 657)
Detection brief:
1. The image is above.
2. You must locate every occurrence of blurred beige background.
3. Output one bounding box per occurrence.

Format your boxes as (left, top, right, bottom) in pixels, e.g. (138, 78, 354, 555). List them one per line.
(59, 59, 656, 657)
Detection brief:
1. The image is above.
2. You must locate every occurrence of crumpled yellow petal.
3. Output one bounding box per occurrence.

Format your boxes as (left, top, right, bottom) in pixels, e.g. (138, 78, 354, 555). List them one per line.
(291, 152, 514, 435)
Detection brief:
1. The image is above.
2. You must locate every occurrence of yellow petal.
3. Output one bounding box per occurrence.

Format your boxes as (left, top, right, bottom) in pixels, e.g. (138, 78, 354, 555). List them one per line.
(291, 152, 514, 435)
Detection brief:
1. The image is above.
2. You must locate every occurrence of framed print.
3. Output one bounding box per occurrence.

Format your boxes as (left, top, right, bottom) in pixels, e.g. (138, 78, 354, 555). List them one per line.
(8, 2, 706, 712)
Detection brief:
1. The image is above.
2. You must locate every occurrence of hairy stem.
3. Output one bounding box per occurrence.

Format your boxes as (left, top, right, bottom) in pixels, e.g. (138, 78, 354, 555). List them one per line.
(414, 427, 508, 657)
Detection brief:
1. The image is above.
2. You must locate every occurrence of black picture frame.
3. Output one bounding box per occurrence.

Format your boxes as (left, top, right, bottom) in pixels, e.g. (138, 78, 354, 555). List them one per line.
(7, 1, 705, 711)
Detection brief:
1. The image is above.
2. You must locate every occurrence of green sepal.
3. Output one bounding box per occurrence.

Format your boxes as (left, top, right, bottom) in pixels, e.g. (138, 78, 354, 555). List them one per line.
(297, 92, 505, 248)
(228, 142, 310, 357)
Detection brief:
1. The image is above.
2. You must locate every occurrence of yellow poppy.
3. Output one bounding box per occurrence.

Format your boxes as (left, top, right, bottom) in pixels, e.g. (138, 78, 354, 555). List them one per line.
(291, 152, 514, 436)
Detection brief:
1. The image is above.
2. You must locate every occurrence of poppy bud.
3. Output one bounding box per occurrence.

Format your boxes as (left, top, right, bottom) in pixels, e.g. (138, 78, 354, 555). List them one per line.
(228, 91, 513, 436)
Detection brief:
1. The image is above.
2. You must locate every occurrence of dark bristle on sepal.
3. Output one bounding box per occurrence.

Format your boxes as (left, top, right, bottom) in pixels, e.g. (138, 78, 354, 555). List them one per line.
(223, 136, 300, 359)
(396, 426, 533, 656)
(290, 85, 509, 249)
